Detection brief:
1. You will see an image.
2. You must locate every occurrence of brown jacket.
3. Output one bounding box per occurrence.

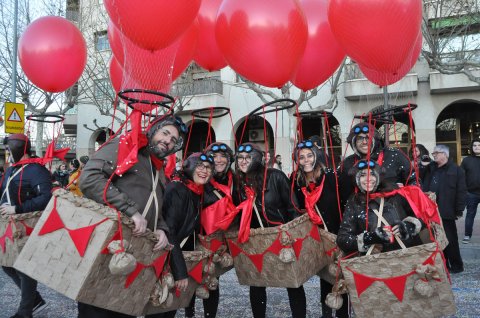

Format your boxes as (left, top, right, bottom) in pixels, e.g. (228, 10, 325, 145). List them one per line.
(79, 138, 168, 232)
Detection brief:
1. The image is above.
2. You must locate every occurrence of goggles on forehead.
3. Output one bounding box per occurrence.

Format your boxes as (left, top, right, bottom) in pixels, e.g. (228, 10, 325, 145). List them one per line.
(357, 160, 376, 170)
(211, 144, 228, 152)
(297, 140, 314, 149)
(354, 125, 369, 134)
(199, 153, 214, 163)
(174, 117, 188, 134)
(237, 144, 253, 153)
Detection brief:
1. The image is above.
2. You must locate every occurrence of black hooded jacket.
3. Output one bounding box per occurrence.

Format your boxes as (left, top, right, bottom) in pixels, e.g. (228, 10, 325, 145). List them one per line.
(233, 168, 300, 228)
(290, 167, 343, 234)
(461, 153, 480, 195)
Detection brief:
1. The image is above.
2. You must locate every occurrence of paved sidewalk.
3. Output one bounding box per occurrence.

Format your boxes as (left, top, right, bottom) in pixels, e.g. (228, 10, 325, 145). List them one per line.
(457, 209, 480, 260)
(1, 259, 479, 318)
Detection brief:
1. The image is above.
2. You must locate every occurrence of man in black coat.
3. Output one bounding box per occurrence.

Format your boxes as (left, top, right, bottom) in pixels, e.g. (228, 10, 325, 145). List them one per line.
(1, 134, 52, 318)
(460, 139, 480, 244)
(422, 144, 467, 273)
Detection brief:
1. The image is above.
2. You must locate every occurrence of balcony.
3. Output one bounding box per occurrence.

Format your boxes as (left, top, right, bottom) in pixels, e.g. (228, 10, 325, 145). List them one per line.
(171, 78, 223, 97)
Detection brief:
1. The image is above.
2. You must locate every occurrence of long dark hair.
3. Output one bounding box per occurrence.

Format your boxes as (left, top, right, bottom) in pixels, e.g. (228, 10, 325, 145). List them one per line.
(410, 143, 429, 160)
(234, 166, 265, 198)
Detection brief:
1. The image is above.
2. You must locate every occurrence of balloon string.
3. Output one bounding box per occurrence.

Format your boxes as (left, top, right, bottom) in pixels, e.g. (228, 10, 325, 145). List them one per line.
(228, 110, 238, 149)
(239, 116, 249, 145)
(339, 116, 358, 173)
(183, 114, 195, 162)
(407, 103, 420, 185)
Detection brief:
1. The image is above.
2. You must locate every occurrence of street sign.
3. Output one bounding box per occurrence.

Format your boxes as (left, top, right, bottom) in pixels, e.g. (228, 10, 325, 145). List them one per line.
(4, 102, 25, 134)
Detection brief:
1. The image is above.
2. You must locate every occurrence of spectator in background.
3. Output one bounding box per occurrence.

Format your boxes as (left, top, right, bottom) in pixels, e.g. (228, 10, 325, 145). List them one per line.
(52, 163, 69, 187)
(422, 145, 467, 273)
(67, 159, 82, 196)
(79, 155, 89, 169)
(275, 154, 283, 171)
(461, 139, 480, 244)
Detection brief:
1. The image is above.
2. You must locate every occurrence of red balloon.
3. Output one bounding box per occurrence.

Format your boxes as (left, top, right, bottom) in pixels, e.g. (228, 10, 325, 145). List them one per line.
(360, 33, 422, 86)
(172, 19, 199, 81)
(18, 16, 86, 93)
(291, 0, 346, 91)
(104, 0, 201, 51)
(216, 0, 308, 87)
(328, 0, 422, 73)
(108, 21, 125, 65)
(109, 57, 124, 93)
(194, 0, 228, 71)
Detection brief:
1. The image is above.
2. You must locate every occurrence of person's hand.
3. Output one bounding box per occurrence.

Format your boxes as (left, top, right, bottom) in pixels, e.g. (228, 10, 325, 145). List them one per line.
(363, 227, 392, 245)
(175, 278, 188, 292)
(392, 221, 415, 240)
(153, 229, 169, 251)
(0, 205, 16, 216)
(131, 212, 148, 236)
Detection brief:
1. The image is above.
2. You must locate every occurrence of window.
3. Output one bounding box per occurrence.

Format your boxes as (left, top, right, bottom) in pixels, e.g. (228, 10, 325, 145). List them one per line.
(95, 31, 109, 52)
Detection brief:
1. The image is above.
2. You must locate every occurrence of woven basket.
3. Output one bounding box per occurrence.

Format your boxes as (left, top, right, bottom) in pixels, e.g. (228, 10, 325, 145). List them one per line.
(14, 189, 168, 316)
(340, 243, 456, 318)
(224, 214, 329, 288)
(196, 232, 233, 278)
(317, 230, 342, 285)
(0, 211, 42, 267)
(145, 250, 213, 314)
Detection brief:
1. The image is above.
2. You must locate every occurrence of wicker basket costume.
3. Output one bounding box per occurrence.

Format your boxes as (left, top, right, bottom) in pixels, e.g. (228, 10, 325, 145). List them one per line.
(317, 230, 342, 285)
(13, 189, 177, 316)
(225, 213, 330, 288)
(196, 232, 233, 278)
(0, 211, 42, 267)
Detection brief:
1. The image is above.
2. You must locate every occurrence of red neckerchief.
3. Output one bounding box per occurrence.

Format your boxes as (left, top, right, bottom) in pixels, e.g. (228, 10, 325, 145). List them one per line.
(301, 175, 326, 225)
(183, 178, 204, 196)
(13, 141, 69, 167)
(149, 154, 164, 171)
(369, 185, 440, 224)
(210, 171, 233, 199)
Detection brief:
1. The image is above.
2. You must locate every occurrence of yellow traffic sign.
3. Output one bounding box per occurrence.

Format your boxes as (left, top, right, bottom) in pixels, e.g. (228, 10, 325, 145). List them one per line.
(4, 102, 25, 134)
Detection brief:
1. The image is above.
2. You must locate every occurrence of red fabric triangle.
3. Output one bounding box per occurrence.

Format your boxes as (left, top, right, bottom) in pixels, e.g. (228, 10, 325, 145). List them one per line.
(101, 229, 122, 254)
(38, 199, 65, 236)
(67, 224, 98, 257)
(20, 221, 34, 236)
(151, 252, 169, 278)
(325, 246, 338, 257)
(266, 236, 283, 256)
(227, 239, 243, 258)
(125, 262, 146, 288)
(351, 269, 376, 297)
(208, 239, 224, 253)
(189, 260, 204, 284)
(0, 223, 13, 253)
(247, 253, 265, 273)
(293, 238, 305, 260)
(383, 275, 409, 302)
(310, 225, 321, 242)
(423, 251, 437, 266)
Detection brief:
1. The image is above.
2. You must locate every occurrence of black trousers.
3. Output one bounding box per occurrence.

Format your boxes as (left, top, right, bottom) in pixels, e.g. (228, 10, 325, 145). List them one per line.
(320, 279, 349, 318)
(77, 303, 134, 318)
(442, 218, 464, 271)
(250, 285, 306, 318)
(2, 266, 40, 316)
(184, 287, 220, 317)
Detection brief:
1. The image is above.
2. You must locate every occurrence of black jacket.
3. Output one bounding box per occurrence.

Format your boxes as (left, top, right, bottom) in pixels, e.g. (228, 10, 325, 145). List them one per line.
(162, 180, 201, 280)
(461, 156, 480, 195)
(291, 168, 343, 234)
(339, 147, 416, 205)
(233, 168, 300, 228)
(337, 193, 421, 254)
(422, 161, 467, 220)
(0, 163, 52, 213)
(53, 169, 69, 187)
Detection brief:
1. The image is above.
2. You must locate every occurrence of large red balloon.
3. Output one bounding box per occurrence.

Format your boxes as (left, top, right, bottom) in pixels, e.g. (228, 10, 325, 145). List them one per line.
(328, 0, 422, 73)
(104, 0, 201, 51)
(291, 0, 346, 91)
(18, 16, 87, 93)
(172, 19, 199, 81)
(360, 33, 422, 86)
(194, 0, 228, 71)
(216, 0, 308, 88)
(108, 21, 125, 65)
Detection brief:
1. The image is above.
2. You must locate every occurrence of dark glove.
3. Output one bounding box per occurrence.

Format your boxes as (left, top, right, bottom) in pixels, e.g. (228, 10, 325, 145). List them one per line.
(456, 211, 463, 218)
(363, 227, 391, 245)
(394, 221, 416, 240)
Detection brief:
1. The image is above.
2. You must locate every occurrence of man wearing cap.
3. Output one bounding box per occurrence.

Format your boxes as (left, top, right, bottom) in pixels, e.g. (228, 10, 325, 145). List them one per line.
(78, 115, 187, 318)
(339, 122, 416, 204)
(1, 134, 52, 318)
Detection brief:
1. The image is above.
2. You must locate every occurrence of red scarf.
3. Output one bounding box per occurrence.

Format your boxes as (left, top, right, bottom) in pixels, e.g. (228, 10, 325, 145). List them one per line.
(183, 179, 204, 196)
(300, 175, 326, 225)
(149, 154, 165, 171)
(369, 185, 440, 224)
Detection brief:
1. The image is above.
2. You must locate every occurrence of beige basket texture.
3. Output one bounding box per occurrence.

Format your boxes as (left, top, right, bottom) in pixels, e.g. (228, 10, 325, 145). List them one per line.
(145, 250, 213, 314)
(13, 189, 169, 316)
(340, 243, 456, 318)
(317, 230, 342, 285)
(0, 211, 42, 267)
(225, 214, 330, 288)
(197, 232, 233, 278)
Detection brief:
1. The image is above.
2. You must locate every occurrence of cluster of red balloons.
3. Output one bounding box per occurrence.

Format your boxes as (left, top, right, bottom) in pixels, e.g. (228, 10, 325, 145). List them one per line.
(18, 16, 87, 93)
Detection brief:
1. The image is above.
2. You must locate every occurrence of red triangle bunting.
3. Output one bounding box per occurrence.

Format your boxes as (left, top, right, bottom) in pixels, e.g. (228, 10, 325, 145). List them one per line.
(422, 251, 437, 266)
(227, 239, 243, 258)
(247, 253, 265, 273)
(67, 224, 98, 257)
(38, 202, 65, 236)
(310, 225, 321, 242)
(125, 262, 146, 288)
(293, 238, 305, 259)
(383, 275, 409, 302)
(0, 223, 13, 253)
(101, 229, 122, 254)
(208, 239, 223, 253)
(266, 236, 283, 255)
(20, 221, 34, 236)
(189, 260, 204, 284)
(351, 270, 376, 297)
(151, 252, 169, 278)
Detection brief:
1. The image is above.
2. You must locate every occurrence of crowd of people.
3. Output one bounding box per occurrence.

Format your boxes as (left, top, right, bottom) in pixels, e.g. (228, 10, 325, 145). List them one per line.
(0, 116, 476, 318)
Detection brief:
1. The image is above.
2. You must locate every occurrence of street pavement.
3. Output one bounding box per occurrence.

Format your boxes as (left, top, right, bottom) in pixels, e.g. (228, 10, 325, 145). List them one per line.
(1, 213, 479, 318)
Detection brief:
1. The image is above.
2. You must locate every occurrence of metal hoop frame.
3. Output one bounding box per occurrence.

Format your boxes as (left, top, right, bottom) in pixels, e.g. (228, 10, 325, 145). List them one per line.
(190, 107, 230, 119)
(26, 114, 64, 123)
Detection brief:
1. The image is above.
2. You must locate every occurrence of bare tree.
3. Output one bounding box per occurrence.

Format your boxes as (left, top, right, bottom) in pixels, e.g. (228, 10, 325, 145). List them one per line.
(422, 0, 480, 84)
